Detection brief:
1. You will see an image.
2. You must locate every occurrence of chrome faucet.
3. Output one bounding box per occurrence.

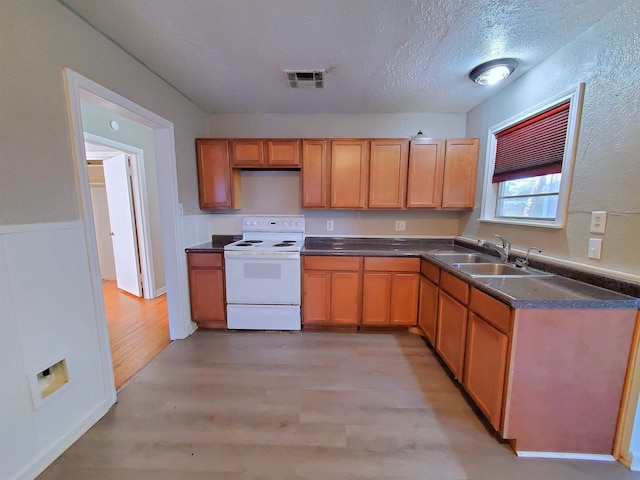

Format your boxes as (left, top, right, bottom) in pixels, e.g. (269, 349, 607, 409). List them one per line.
(515, 247, 542, 268)
(480, 235, 511, 263)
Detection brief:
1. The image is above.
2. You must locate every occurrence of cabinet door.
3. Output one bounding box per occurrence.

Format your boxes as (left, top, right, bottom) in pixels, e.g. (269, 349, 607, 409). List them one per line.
(368, 139, 408, 208)
(441, 138, 479, 209)
(332, 272, 361, 325)
(330, 139, 368, 208)
(390, 273, 419, 325)
(463, 313, 508, 431)
(266, 139, 301, 167)
(418, 276, 438, 345)
(196, 139, 239, 209)
(362, 272, 391, 325)
(302, 271, 331, 324)
(406, 139, 444, 208)
(301, 140, 329, 207)
(187, 254, 226, 327)
(436, 291, 468, 379)
(230, 139, 264, 167)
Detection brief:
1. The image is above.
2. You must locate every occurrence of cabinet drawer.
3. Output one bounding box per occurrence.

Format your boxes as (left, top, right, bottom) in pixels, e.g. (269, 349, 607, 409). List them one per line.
(440, 271, 469, 304)
(364, 257, 420, 272)
(420, 259, 440, 284)
(303, 256, 361, 271)
(469, 288, 512, 334)
(188, 252, 223, 268)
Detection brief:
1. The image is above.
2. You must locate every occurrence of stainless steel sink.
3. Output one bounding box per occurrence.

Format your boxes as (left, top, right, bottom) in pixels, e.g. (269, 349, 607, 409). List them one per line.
(452, 262, 553, 277)
(430, 253, 496, 264)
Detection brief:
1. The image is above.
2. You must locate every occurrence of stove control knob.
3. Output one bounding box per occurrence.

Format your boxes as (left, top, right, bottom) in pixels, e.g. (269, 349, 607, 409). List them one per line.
(296, 221, 302, 226)
(283, 221, 289, 226)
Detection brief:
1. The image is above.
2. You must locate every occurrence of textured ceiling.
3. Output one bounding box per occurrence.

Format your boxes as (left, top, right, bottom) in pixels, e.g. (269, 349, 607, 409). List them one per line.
(59, 0, 623, 114)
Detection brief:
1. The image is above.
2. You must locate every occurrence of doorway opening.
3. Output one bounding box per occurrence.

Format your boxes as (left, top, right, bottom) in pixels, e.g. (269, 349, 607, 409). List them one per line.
(84, 139, 170, 389)
(65, 68, 193, 400)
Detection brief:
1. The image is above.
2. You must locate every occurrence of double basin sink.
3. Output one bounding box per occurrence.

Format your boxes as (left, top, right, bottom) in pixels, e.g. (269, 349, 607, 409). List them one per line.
(430, 252, 553, 278)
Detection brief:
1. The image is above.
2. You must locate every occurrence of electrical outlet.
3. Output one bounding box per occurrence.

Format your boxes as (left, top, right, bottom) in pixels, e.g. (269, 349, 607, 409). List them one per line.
(326, 220, 334, 231)
(588, 238, 602, 259)
(395, 220, 406, 231)
(590, 211, 607, 233)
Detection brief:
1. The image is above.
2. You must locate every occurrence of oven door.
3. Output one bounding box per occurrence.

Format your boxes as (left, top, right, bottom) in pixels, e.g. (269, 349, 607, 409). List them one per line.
(224, 252, 300, 305)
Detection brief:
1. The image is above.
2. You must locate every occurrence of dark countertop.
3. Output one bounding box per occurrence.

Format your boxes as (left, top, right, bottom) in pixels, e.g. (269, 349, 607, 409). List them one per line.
(185, 235, 241, 253)
(186, 235, 640, 309)
(302, 236, 640, 310)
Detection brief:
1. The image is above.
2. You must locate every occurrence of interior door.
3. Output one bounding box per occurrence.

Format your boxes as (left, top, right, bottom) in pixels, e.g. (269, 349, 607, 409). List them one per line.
(103, 153, 142, 297)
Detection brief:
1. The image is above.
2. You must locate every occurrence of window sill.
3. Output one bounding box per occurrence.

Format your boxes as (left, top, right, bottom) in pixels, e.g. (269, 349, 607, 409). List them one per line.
(479, 217, 565, 229)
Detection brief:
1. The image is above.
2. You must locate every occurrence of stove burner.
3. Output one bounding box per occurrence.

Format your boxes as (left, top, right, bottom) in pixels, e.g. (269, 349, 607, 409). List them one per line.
(281, 240, 297, 244)
(244, 240, 263, 244)
(234, 242, 255, 247)
(273, 243, 295, 247)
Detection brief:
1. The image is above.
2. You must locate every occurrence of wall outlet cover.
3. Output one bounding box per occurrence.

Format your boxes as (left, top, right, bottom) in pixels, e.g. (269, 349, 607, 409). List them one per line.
(590, 211, 607, 234)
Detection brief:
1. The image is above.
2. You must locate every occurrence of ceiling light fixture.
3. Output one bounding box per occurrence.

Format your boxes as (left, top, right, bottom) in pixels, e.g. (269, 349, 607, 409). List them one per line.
(469, 58, 519, 86)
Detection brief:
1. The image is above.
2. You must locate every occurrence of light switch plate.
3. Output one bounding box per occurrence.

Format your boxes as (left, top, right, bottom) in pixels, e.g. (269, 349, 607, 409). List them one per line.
(588, 238, 602, 259)
(590, 211, 607, 233)
(326, 220, 334, 231)
(395, 220, 406, 231)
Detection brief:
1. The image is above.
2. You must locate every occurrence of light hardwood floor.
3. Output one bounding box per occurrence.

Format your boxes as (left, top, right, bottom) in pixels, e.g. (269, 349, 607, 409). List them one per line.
(39, 330, 640, 480)
(103, 280, 170, 390)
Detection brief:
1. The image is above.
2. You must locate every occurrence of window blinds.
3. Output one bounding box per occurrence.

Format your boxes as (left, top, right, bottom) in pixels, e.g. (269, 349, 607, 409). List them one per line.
(493, 102, 570, 183)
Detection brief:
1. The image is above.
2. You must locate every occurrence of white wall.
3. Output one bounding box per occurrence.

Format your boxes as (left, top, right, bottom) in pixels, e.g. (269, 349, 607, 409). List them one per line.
(186, 113, 467, 238)
(461, 1, 640, 279)
(0, 1, 209, 479)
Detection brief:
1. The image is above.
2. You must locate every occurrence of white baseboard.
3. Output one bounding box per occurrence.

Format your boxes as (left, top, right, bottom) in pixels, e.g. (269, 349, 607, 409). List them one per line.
(11, 398, 114, 480)
(154, 286, 167, 297)
(516, 450, 615, 462)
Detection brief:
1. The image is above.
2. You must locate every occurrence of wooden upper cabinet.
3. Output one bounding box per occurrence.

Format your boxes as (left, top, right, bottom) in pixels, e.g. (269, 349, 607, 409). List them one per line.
(441, 138, 479, 209)
(368, 139, 409, 208)
(301, 140, 329, 208)
(230, 139, 301, 168)
(330, 139, 369, 208)
(406, 139, 445, 208)
(266, 139, 301, 167)
(230, 139, 264, 167)
(196, 139, 240, 210)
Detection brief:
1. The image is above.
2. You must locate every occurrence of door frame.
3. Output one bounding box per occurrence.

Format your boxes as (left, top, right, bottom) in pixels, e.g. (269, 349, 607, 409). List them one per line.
(84, 135, 157, 299)
(64, 71, 193, 386)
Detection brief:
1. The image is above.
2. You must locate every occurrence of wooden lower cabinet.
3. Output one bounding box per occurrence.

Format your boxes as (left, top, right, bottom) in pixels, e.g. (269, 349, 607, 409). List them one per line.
(463, 312, 509, 431)
(302, 256, 362, 326)
(361, 257, 420, 326)
(435, 290, 468, 379)
(187, 252, 226, 328)
(418, 275, 439, 345)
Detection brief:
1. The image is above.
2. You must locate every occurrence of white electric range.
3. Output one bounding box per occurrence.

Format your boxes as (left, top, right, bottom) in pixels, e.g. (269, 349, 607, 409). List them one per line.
(224, 216, 305, 330)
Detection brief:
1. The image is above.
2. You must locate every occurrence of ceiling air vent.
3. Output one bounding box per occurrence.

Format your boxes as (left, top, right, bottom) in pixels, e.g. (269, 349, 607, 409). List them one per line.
(283, 70, 325, 89)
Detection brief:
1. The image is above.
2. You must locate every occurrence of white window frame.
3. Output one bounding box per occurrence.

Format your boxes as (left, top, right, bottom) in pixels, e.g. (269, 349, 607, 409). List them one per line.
(480, 83, 585, 228)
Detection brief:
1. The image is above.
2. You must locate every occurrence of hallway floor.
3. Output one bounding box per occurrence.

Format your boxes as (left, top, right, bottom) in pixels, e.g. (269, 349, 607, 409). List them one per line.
(39, 330, 640, 479)
(103, 280, 170, 389)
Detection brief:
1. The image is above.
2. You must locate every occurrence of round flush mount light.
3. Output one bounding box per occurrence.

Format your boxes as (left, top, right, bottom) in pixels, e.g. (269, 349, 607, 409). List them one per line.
(469, 58, 519, 86)
(108, 120, 120, 131)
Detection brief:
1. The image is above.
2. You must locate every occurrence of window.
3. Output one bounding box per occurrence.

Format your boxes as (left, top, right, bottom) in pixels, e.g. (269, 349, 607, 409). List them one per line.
(480, 84, 584, 228)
